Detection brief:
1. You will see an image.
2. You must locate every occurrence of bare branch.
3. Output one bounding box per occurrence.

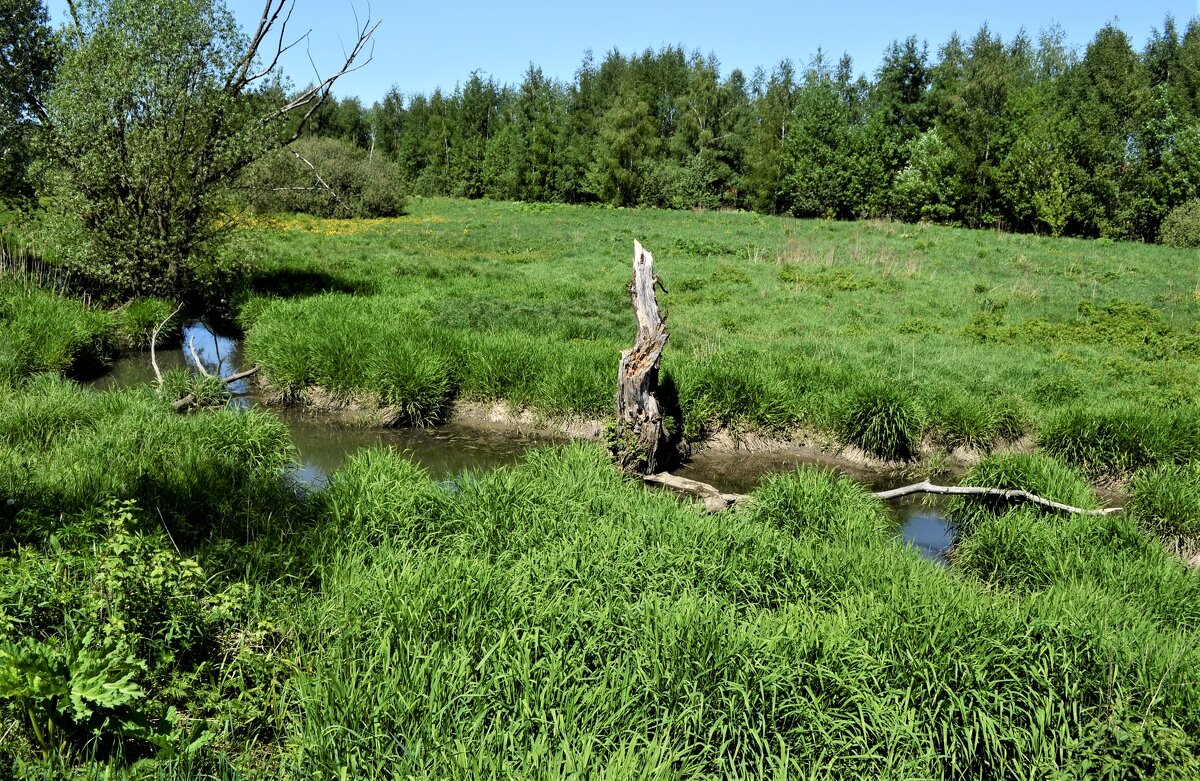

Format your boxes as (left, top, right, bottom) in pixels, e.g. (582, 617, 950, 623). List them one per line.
(261, 13, 380, 142)
(872, 480, 1123, 516)
(288, 148, 353, 214)
(172, 366, 260, 412)
(149, 302, 183, 390)
(187, 336, 213, 377)
(220, 365, 261, 385)
(645, 472, 1124, 518)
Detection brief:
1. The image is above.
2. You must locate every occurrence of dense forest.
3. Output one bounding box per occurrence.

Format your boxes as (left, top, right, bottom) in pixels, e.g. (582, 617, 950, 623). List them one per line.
(289, 17, 1200, 243)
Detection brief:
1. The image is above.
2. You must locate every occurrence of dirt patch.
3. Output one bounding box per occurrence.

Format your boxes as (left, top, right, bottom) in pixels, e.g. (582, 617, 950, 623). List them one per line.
(447, 400, 605, 441)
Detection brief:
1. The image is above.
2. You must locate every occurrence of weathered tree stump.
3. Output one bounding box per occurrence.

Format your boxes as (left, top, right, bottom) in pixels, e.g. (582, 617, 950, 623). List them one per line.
(615, 240, 670, 474)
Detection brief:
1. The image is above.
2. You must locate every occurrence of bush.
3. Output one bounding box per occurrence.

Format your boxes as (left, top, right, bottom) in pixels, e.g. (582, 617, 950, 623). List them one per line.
(1158, 199, 1200, 248)
(836, 381, 923, 460)
(242, 137, 406, 218)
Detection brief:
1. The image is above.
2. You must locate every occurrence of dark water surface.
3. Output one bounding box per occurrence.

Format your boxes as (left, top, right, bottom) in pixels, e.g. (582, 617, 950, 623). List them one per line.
(93, 321, 956, 561)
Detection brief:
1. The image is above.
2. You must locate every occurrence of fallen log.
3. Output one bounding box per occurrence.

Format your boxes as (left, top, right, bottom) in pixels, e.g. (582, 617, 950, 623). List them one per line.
(614, 240, 670, 474)
(645, 472, 1123, 517)
(873, 480, 1123, 516)
(644, 471, 747, 512)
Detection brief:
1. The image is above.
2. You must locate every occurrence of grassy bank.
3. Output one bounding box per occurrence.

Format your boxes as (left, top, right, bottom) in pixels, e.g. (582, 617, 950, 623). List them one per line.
(239, 199, 1200, 471)
(7, 434, 1199, 778)
(4, 211, 1200, 777)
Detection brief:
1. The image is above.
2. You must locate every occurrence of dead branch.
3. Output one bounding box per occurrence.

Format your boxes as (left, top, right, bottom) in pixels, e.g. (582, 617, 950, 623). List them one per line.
(872, 481, 1123, 516)
(257, 11, 379, 143)
(172, 366, 261, 412)
(221, 365, 261, 385)
(187, 336, 213, 378)
(645, 471, 1122, 518)
(289, 148, 354, 214)
(149, 303, 183, 390)
(644, 472, 746, 513)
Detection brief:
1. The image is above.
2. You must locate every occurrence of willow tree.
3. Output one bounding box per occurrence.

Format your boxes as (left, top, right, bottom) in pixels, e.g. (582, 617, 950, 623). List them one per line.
(40, 0, 376, 299)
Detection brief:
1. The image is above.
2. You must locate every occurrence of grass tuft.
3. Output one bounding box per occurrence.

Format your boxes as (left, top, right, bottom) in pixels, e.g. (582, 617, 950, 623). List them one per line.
(1129, 462, 1200, 538)
(836, 381, 923, 460)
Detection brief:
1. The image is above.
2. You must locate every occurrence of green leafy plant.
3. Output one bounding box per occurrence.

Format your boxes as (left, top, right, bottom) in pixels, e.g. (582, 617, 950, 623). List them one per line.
(1158, 199, 1200, 248)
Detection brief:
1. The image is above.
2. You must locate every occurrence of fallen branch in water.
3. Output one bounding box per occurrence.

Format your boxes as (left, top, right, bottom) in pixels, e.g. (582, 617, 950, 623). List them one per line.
(172, 366, 261, 412)
(646, 472, 1123, 517)
(872, 481, 1123, 516)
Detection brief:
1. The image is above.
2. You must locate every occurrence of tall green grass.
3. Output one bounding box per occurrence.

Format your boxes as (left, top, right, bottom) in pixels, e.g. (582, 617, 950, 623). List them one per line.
(0, 282, 115, 382)
(240, 200, 1200, 465)
(1129, 461, 1200, 537)
(272, 443, 1200, 778)
(1039, 403, 1200, 477)
(0, 376, 295, 543)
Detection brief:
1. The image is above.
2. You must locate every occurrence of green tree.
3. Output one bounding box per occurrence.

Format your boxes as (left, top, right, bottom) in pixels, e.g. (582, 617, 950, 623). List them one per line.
(783, 58, 875, 218)
(39, 0, 374, 299)
(585, 82, 657, 205)
(0, 0, 56, 203)
(745, 61, 798, 213)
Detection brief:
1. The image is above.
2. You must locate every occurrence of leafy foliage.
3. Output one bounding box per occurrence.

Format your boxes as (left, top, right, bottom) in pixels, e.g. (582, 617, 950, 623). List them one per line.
(1158, 198, 1200, 247)
(241, 136, 405, 218)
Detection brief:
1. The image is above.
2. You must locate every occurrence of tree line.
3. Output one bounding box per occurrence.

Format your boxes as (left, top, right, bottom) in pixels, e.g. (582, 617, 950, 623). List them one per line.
(300, 18, 1200, 242)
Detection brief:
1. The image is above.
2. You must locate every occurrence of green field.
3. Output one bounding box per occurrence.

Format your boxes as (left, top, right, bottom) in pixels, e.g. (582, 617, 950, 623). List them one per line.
(3, 201, 1200, 778)
(242, 198, 1200, 471)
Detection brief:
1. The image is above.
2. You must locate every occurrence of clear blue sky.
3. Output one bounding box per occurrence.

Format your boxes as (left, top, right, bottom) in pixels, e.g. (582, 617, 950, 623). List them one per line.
(48, 1, 1200, 104)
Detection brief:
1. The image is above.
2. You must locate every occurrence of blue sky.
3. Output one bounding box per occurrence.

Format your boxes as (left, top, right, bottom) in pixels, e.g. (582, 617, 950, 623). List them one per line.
(47, 1, 1200, 104)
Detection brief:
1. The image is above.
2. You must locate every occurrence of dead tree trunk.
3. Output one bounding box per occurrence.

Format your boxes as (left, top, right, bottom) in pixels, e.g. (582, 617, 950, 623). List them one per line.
(615, 240, 670, 474)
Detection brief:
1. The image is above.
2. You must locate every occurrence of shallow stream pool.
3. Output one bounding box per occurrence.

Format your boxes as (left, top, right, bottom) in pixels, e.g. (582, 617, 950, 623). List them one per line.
(92, 320, 956, 562)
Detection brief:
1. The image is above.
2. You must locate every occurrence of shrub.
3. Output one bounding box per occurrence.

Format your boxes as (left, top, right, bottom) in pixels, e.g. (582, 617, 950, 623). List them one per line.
(241, 137, 405, 218)
(836, 381, 923, 460)
(1158, 199, 1200, 248)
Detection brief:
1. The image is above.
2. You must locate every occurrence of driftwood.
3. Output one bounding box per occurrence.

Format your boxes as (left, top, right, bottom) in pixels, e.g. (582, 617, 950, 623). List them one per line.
(615, 240, 670, 474)
(873, 480, 1123, 516)
(645, 472, 1122, 517)
(644, 472, 747, 513)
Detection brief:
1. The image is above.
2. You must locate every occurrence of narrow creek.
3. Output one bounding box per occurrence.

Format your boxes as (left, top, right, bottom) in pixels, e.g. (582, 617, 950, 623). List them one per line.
(90, 320, 956, 562)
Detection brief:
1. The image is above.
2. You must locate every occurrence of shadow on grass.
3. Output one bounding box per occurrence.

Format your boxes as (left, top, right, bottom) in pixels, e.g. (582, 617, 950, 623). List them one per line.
(246, 267, 375, 300)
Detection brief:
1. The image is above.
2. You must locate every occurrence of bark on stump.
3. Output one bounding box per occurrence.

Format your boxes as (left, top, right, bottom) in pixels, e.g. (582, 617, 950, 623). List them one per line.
(615, 240, 670, 474)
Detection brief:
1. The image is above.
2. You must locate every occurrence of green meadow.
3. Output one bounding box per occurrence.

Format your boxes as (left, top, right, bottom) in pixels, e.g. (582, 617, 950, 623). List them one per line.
(3, 201, 1200, 777)
(242, 197, 1200, 471)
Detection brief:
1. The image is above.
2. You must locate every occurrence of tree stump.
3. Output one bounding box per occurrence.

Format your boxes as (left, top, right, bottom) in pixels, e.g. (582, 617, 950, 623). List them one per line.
(615, 240, 670, 474)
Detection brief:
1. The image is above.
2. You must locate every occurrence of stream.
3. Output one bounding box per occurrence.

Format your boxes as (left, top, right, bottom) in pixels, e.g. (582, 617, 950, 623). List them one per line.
(90, 320, 956, 562)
